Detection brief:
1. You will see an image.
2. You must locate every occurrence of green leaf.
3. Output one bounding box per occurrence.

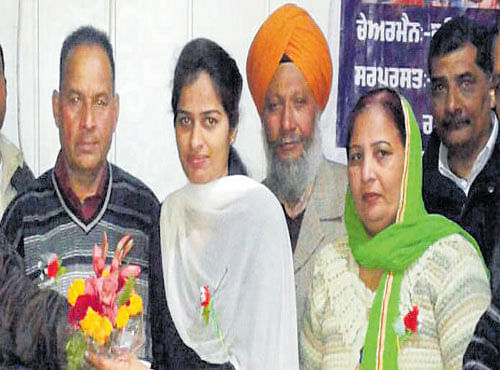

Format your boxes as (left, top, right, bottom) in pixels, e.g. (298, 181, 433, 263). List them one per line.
(66, 331, 87, 370)
(399, 330, 412, 344)
(202, 306, 210, 326)
(116, 276, 136, 306)
(202, 301, 212, 326)
(57, 266, 68, 277)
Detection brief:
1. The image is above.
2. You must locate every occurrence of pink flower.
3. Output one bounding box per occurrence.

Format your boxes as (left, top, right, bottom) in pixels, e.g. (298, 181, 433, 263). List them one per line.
(97, 274, 118, 306)
(85, 276, 99, 298)
(404, 306, 419, 333)
(101, 301, 118, 324)
(118, 265, 141, 290)
(93, 233, 109, 277)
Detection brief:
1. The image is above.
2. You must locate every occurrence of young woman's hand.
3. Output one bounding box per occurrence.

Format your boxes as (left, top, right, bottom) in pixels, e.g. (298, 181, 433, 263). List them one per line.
(86, 350, 149, 370)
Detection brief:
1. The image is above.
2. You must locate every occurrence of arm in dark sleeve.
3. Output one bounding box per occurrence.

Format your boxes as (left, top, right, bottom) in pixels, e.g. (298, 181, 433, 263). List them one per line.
(0, 233, 69, 369)
(463, 300, 500, 369)
(463, 243, 500, 369)
(150, 218, 166, 369)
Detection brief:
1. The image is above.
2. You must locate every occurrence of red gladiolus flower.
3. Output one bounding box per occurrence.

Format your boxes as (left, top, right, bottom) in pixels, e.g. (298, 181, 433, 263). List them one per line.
(118, 265, 141, 290)
(404, 306, 419, 333)
(101, 302, 118, 324)
(97, 273, 119, 306)
(47, 259, 59, 279)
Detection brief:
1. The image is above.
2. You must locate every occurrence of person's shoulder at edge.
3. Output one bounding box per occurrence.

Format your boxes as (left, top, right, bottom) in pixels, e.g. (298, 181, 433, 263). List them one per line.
(423, 233, 488, 272)
(0, 168, 54, 227)
(316, 157, 348, 194)
(111, 164, 160, 223)
(111, 164, 159, 201)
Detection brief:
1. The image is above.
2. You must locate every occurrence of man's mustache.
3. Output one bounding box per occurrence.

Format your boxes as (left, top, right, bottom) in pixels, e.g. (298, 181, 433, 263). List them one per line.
(440, 116, 470, 130)
(269, 134, 306, 150)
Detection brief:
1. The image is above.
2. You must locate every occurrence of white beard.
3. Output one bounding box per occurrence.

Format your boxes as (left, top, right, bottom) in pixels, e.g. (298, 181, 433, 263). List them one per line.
(264, 122, 321, 204)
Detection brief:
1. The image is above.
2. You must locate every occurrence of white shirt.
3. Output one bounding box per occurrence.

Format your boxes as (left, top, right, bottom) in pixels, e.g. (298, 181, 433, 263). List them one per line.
(438, 112, 498, 196)
(0, 133, 25, 216)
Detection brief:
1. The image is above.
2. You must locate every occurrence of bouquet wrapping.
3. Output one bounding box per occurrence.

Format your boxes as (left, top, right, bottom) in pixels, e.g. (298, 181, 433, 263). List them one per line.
(65, 232, 144, 369)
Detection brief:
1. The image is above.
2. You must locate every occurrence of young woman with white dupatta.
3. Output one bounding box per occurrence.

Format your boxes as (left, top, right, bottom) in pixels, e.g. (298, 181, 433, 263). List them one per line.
(151, 38, 298, 370)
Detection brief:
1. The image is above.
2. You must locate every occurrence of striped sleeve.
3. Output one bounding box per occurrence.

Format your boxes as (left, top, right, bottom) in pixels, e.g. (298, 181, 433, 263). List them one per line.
(432, 236, 491, 369)
(299, 266, 326, 370)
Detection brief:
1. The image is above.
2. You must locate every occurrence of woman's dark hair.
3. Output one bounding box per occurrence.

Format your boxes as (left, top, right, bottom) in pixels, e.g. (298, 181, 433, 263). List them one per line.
(347, 88, 405, 156)
(228, 146, 248, 176)
(171, 38, 243, 129)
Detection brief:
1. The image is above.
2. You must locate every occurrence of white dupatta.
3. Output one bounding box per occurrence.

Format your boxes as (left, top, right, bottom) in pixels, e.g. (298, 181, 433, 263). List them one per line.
(160, 175, 298, 369)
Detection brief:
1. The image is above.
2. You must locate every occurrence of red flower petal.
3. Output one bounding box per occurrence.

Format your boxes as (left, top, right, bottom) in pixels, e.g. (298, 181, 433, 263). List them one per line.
(47, 260, 59, 278)
(403, 306, 419, 333)
(201, 285, 211, 307)
(68, 294, 104, 327)
(68, 295, 91, 325)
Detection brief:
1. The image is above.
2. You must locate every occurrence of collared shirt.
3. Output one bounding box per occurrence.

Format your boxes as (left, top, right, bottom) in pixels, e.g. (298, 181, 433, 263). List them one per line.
(438, 112, 499, 196)
(53, 155, 109, 223)
(282, 204, 305, 253)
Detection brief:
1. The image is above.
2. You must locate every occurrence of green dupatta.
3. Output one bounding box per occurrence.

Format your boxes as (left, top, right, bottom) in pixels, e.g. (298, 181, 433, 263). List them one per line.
(344, 96, 486, 369)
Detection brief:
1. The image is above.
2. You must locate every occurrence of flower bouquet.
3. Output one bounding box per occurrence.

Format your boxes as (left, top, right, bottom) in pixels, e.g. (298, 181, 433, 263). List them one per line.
(65, 232, 144, 370)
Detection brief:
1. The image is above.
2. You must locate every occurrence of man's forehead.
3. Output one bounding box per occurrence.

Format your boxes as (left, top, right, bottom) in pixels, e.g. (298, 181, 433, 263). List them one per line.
(62, 44, 113, 92)
(430, 43, 483, 78)
(65, 44, 111, 71)
(267, 63, 311, 95)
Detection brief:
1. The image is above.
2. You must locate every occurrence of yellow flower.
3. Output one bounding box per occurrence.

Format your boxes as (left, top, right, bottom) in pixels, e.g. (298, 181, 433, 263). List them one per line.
(79, 307, 112, 346)
(80, 307, 100, 336)
(116, 305, 130, 329)
(102, 268, 110, 277)
(67, 278, 85, 306)
(93, 316, 112, 345)
(127, 291, 143, 316)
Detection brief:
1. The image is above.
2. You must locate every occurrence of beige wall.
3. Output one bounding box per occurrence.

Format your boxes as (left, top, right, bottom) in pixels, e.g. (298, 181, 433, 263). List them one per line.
(0, 0, 342, 201)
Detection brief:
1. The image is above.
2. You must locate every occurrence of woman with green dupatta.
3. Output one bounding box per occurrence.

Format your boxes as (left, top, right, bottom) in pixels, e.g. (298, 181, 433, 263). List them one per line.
(299, 88, 490, 369)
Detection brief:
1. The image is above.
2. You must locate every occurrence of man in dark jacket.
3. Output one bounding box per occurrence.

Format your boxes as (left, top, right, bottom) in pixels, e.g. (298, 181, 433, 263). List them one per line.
(463, 27, 500, 370)
(0, 233, 68, 368)
(423, 16, 499, 270)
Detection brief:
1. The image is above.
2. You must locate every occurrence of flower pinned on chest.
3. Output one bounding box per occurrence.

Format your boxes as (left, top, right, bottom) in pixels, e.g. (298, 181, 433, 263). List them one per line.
(393, 305, 420, 344)
(200, 285, 212, 325)
(37, 253, 67, 284)
(199, 268, 229, 355)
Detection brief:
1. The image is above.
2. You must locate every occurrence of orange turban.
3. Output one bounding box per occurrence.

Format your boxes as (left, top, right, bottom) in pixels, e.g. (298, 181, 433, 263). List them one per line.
(246, 4, 332, 116)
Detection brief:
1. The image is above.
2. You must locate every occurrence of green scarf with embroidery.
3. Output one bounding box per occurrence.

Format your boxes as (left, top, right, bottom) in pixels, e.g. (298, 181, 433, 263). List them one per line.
(345, 95, 485, 369)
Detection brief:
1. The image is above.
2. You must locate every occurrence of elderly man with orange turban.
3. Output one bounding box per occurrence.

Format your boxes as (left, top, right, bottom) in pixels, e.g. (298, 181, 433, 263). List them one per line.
(247, 3, 347, 331)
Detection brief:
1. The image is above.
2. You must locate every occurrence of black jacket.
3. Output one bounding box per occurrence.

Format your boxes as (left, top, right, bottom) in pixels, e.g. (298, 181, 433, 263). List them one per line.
(463, 245, 500, 368)
(0, 233, 68, 369)
(422, 130, 500, 270)
(10, 161, 35, 195)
